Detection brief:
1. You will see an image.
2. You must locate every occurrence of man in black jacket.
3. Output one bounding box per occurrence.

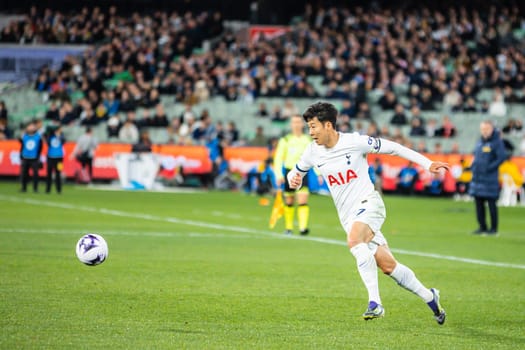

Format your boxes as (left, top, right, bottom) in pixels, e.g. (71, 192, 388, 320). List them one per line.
(469, 121, 507, 235)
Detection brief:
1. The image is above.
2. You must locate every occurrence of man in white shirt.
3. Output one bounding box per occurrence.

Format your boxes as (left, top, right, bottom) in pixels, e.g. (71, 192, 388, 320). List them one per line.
(287, 102, 449, 324)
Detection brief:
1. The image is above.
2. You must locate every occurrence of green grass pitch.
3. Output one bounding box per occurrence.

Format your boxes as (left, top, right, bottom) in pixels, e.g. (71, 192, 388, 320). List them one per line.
(1, 182, 524, 349)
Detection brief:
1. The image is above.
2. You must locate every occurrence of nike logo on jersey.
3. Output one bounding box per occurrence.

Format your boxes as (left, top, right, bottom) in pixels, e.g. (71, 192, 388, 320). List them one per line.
(317, 163, 326, 168)
(356, 208, 366, 216)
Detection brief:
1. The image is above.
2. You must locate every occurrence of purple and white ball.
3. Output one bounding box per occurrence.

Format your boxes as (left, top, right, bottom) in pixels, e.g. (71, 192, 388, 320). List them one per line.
(76, 234, 108, 266)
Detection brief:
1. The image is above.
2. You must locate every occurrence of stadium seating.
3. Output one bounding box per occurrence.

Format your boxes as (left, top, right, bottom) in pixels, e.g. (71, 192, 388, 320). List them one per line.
(2, 5, 524, 156)
(3, 83, 522, 154)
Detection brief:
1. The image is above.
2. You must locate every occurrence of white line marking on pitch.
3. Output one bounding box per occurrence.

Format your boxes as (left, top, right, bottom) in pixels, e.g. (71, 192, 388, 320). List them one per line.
(0, 228, 264, 240)
(1, 194, 525, 270)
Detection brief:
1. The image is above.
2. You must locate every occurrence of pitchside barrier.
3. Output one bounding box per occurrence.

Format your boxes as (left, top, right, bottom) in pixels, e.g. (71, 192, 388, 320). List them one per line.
(0, 141, 524, 192)
(0, 141, 212, 179)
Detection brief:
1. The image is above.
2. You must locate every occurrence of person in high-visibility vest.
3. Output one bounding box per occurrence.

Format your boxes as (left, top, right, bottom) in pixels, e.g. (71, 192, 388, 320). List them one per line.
(45, 126, 65, 194)
(19, 121, 43, 192)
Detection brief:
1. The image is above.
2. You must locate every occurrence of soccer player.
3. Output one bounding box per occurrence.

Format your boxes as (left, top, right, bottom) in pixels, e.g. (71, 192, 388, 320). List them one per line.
(287, 102, 448, 324)
(273, 115, 314, 235)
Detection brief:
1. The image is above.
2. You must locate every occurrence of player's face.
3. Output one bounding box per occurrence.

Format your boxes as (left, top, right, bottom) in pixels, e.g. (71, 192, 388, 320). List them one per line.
(307, 117, 328, 145)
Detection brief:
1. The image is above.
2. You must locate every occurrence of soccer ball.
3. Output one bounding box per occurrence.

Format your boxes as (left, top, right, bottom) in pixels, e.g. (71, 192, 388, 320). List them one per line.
(75, 234, 108, 266)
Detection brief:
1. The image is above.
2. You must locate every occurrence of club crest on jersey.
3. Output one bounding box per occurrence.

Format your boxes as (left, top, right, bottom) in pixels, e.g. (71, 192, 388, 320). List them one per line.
(327, 169, 358, 186)
(345, 153, 351, 165)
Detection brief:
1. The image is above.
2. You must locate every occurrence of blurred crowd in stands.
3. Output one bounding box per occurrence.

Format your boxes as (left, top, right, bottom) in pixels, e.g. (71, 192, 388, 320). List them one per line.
(1, 4, 525, 156)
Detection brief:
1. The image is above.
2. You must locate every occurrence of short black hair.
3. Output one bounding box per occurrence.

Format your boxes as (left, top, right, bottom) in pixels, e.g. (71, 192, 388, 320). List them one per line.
(302, 101, 338, 126)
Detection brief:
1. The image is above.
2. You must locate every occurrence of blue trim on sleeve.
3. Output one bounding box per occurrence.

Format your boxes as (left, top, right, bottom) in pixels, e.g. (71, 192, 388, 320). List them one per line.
(296, 165, 308, 173)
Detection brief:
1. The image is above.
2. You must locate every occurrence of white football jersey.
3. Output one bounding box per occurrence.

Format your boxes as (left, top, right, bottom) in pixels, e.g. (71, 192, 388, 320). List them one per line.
(288, 132, 433, 228)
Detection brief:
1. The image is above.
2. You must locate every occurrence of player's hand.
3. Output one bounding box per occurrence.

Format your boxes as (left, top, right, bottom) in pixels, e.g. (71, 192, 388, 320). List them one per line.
(429, 161, 450, 174)
(288, 173, 302, 189)
(276, 178, 285, 187)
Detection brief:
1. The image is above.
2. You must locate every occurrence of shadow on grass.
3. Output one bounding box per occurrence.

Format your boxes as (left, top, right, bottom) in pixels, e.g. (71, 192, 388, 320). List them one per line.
(377, 320, 524, 348)
(458, 326, 525, 345)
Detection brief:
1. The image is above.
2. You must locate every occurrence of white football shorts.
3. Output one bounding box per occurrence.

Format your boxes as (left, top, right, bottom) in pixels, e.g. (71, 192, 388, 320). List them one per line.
(340, 190, 388, 253)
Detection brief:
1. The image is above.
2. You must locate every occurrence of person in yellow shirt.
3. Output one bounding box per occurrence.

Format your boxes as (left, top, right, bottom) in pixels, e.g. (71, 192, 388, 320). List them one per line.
(499, 157, 524, 188)
(499, 156, 524, 206)
(273, 115, 313, 235)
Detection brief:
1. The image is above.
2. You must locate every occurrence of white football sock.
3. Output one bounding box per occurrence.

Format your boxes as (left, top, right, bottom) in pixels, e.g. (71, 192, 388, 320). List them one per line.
(389, 263, 433, 302)
(350, 243, 381, 304)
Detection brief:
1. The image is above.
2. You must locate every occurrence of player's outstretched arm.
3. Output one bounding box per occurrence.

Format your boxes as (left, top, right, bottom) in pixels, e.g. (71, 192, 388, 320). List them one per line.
(368, 137, 448, 173)
(429, 161, 450, 174)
